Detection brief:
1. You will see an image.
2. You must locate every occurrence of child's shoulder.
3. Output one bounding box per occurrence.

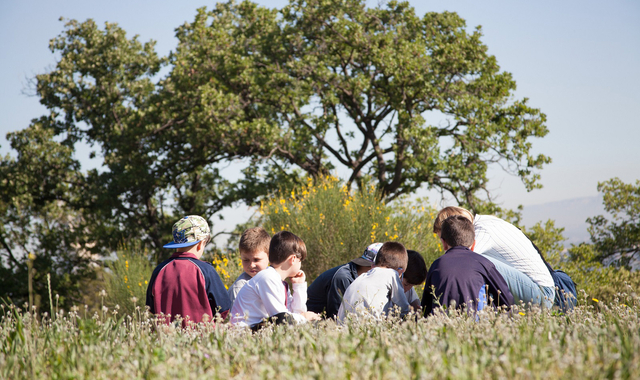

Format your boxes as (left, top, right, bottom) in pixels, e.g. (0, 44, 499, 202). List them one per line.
(234, 271, 252, 282)
(249, 266, 277, 283)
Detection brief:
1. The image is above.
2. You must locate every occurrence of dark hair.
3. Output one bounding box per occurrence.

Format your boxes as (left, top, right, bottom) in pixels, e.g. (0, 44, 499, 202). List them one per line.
(440, 215, 475, 248)
(404, 250, 427, 286)
(374, 242, 408, 270)
(239, 227, 271, 255)
(269, 231, 307, 264)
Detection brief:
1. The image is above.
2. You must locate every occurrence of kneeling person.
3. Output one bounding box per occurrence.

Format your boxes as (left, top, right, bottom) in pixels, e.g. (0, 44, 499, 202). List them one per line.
(421, 215, 514, 315)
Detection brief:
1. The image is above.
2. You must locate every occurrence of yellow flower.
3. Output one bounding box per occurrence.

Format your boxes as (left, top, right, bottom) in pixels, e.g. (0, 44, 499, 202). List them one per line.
(519, 312, 525, 316)
(592, 298, 599, 303)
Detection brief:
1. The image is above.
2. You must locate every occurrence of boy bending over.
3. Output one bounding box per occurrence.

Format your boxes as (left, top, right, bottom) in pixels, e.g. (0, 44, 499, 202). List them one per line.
(337, 242, 410, 322)
(228, 227, 271, 305)
(230, 231, 320, 329)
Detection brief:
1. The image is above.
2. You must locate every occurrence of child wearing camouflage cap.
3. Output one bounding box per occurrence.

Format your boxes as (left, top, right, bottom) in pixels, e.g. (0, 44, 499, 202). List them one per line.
(146, 215, 232, 326)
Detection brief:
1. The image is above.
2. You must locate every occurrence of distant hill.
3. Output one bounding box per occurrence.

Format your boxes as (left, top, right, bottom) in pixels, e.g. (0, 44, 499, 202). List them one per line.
(520, 195, 606, 247)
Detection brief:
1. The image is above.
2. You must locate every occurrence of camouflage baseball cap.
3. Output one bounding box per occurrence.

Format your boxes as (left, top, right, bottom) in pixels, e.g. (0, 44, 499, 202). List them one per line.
(163, 215, 211, 249)
(350, 242, 383, 267)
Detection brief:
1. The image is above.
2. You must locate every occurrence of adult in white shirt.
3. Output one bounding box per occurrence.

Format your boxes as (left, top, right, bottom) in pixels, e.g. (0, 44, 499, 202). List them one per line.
(433, 207, 555, 308)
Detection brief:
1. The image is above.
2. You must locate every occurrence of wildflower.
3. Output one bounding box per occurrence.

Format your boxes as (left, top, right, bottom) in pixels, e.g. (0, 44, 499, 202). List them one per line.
(592, 298, 599, 303)
(519, 312, 525, 316)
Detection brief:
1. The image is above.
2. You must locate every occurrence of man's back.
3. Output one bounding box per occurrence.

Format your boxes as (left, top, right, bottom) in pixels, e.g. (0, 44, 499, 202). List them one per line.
(421, 246, 514, 315)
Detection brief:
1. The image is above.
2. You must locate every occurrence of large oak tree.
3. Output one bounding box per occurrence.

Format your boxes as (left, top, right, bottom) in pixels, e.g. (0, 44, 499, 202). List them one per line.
(1, 0, 550, 306)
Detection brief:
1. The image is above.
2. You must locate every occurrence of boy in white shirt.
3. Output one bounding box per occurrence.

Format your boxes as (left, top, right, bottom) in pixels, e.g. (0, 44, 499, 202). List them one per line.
(228, 227, 271, 304)
(230, 230, 320, 329)
(338, 242, 410, 322)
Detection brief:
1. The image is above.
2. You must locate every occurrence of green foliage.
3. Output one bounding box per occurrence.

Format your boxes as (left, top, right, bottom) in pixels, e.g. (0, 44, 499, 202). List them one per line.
(0, 123, 94, 311)
(587, 177, 640, 267)
(1, 300, 640, 378)
(174, 0, 550, 208)
(103, 245, 153, 316)
(564, 244, 640, 304)
(523, 218, 640, 303)
(2, 0, 551, 307)
(261, 176, 441, 280)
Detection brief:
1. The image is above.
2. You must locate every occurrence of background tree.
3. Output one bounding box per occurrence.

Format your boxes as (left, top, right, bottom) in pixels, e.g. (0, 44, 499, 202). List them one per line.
(0, 123, 94, 309)
(587, 178, 640, 268)
(1, 0, 552, 306)
(171, 0, 550, 210)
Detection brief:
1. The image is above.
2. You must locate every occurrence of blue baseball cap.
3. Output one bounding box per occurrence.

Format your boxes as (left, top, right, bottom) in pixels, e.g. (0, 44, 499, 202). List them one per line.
(163, 215, 211, 249)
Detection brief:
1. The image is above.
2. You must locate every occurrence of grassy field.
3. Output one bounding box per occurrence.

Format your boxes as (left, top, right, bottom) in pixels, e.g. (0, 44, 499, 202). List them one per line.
(1, 294, 638, 379)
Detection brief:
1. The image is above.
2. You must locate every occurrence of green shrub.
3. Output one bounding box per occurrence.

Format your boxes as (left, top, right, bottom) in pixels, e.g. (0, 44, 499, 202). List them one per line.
(524, 219, 640, 304)
(261, 176, 441, 281)
(103, 244, 153, 316)
(205, 250, 244, 291)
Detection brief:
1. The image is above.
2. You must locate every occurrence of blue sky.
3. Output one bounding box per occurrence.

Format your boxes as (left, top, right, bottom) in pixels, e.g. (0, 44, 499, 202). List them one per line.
(1, 0, 639, 215)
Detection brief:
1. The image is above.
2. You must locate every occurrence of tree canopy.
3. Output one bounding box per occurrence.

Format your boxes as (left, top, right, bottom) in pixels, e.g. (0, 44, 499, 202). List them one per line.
(587, 178, 640, 267)
(0, 0, 551, 307)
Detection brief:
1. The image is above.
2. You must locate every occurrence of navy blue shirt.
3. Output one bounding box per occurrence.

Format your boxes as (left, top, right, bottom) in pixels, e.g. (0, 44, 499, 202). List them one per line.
(307, 262, 359, 319)
(421, 246, 514, 316)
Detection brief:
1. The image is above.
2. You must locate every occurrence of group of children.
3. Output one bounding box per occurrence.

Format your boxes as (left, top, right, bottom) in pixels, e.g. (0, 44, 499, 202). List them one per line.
(146, 205, 567, 329)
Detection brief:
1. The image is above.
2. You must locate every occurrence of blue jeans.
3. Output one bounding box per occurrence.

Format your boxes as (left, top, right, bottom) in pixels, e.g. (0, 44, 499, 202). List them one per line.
(484, 256, 555, 308)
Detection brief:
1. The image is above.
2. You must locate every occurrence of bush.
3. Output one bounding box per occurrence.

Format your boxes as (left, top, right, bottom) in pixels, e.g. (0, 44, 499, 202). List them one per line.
(261, 176, 441, 281)
(204, 250, 244, 291)
(524, 220, 640, 304)
(103, 244, 153, 316)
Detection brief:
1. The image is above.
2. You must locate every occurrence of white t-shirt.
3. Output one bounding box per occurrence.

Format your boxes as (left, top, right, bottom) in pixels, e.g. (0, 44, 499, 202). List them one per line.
(405, 287, 419, 305)
(474, 214, 554, 287)
(230, 266, 307, 327)
(228, 272, 252, 305)
(337, 267, 410, 322)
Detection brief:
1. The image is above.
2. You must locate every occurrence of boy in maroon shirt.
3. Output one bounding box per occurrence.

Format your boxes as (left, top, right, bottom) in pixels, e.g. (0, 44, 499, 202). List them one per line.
(146, 215, 231, 326)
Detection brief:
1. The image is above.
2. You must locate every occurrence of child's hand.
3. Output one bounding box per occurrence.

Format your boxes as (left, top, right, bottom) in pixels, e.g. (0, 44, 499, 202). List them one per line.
(290, 270, 306, 284)
(302, 311, 321, 321)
